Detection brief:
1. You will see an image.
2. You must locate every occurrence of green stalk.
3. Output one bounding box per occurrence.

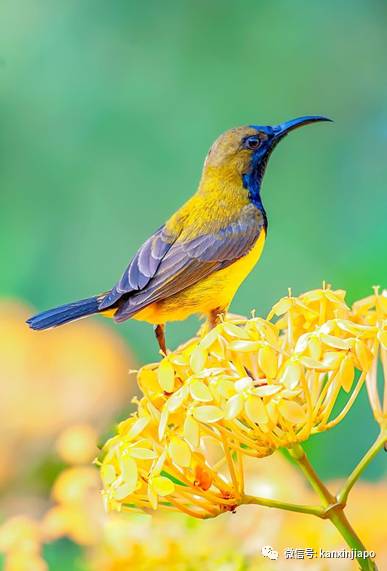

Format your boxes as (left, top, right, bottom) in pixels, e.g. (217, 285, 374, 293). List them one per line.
(289, 443, 335, 504)
(289, 443, 377, 571)
(338, 430, 386, 505)
(243, 494, 323, 517)
(329, 509, 376, 571)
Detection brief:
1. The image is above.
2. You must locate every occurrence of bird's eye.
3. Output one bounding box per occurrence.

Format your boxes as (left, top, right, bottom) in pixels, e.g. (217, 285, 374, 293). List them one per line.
(244, 136, 261, 150)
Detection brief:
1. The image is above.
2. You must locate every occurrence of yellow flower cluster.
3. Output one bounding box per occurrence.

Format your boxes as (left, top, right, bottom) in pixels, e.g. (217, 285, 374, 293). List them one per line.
(90, 513, 249, 571)
(42, 425, 102, 546)
(0, 300, 133, 489)
(100, 286, 386, 518)
(0, 517, 47, 571)
(1, 424, 386, 570)
(351, 288, 387, 429)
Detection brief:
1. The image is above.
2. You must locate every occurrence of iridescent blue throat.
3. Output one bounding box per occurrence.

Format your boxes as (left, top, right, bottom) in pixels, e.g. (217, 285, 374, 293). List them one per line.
(242, 151, 268, 229)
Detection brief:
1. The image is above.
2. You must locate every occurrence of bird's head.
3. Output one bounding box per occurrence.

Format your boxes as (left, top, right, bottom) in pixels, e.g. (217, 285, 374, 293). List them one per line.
(203, 116, 331, 207)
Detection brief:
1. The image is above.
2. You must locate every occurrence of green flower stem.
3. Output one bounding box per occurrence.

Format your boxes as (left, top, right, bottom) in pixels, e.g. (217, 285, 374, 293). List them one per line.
(243, 494, 323, 517)
(289, 443, 377, 571)
(329, 510, 376, 571)
(337, 429, 386, 505)
(289, 443, 335, 504)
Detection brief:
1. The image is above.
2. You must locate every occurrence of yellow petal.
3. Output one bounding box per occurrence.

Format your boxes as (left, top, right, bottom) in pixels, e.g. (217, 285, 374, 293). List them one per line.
(190, 380, 213, 402)
(255, 319, 279, 346)
(210, 336, 226, 359)
(320, 334, 352, 350)
(281, 388, 303, 399)
(148, 484, 158, 510)
(338, 355, 355, 392)
(294, 333, 311, 354)
(234, 377, 253, 392)
(258, 345, 278, 378)
(101, 464, 116, 486)
(169, 437, 192, 468)
(225, 394, 244, 420)
(158, 358, 175, 392)
(325, 289, 347, 303)
(115, 458, 138, 499)
(151, 476, 175, 496)
(193, 405, 224, 423)
(244, 396, 267, 424)
(170, 354, 188, 366)
(222, 322, 250, 339)
(352, 295, 375, 313)
(270, 297, 292, 316)
(308, 336, 322, 360)
(158, 407, 169, 441)
(336, 319, 374, 337)
(190, 345, 208, 373)
(299, 356, 328, 370)
(278, 400, 306, 424)
(114, 481, 136, 501)
(320, 322, 334, 334)
(184, 416, 200, 448)
(321, 351, 343, 369)
(152, 450, 167, 475)
(200, 327, 220, 349)
(129, 448, 157, 460)
(137, 367, 159, 393)
(228, 340, 260, 352)
(216, 379, 235, 398)
(354, 339, 373, 370)
(166, 387, 187, 412)
(201, 435, 225, 466)
(300, 289, 323, 303)
(377, 330, 387, 350)
(127, 416, 150, 440)
(380, 294, 387, 313)
(252, 384, 282, 397)
(281, 361, 302, 389)
(266, 401, 279, 424)
(120, 456, 138, 484)
(147, 402, 161, 422)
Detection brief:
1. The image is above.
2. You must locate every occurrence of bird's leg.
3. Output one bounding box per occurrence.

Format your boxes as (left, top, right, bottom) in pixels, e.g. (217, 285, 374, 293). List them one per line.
(154, 324, 167, 355)
(208, 307, 225, 330)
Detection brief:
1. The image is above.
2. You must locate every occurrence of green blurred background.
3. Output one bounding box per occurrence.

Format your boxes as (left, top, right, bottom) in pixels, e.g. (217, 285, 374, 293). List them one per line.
(1, 0, 386, 482)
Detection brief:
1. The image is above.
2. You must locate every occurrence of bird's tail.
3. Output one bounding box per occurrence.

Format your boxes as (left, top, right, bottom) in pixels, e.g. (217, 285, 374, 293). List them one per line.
(26, 295, 105, 331)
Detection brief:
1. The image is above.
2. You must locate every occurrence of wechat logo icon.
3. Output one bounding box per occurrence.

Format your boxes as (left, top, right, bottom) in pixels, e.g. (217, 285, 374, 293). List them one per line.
(261, 545, 279, 560)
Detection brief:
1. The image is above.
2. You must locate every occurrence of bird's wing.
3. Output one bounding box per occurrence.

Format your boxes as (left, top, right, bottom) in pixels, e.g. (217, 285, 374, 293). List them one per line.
(113, 214, 263, 321)
(98, 225, 177, 310)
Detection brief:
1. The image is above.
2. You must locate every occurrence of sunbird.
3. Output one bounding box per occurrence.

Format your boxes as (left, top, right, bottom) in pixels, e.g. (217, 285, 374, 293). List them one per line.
(27, 116, 330, 352)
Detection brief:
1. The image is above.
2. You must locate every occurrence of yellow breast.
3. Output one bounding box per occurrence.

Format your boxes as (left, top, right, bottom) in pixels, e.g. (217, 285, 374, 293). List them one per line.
(133, 229, 266, 325)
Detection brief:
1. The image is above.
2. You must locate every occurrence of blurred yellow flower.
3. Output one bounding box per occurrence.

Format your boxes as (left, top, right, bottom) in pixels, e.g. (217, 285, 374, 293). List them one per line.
(0, 300, 133, 488)
(91, 457, 387, 570)
(89, 513, 248, 571)
(1, 290, 385, 571)
(1, 430, 385, 571)
(100, 287, 377, 518)
(42, 424, 103, 545)
(56, 423, 99, 465)
(0, 516, 47, 571)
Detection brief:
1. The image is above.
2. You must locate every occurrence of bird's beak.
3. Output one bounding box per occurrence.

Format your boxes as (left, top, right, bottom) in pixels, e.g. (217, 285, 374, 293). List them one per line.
(272, 115, 332, 139)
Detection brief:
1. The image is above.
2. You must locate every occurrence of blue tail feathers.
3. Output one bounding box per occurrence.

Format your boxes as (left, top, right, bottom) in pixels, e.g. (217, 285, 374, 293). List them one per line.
(26, 295, 103, 330)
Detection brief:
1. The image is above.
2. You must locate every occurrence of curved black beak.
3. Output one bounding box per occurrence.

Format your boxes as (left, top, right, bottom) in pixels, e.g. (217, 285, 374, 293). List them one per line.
(272, 115, 332, 139)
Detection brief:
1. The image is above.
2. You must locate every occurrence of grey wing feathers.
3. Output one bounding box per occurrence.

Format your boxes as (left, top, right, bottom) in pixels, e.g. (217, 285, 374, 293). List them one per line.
(113, 216, 262, 321)
(98, 226, 175, 310)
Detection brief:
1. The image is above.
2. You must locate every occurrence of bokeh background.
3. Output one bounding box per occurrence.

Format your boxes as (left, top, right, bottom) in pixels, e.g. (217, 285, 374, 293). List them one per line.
(0, 1, 386, 569)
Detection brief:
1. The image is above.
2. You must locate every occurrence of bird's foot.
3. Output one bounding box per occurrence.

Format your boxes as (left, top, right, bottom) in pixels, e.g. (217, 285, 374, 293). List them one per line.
(207, 306, 227, 330)
(154, 324, 168, 356)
